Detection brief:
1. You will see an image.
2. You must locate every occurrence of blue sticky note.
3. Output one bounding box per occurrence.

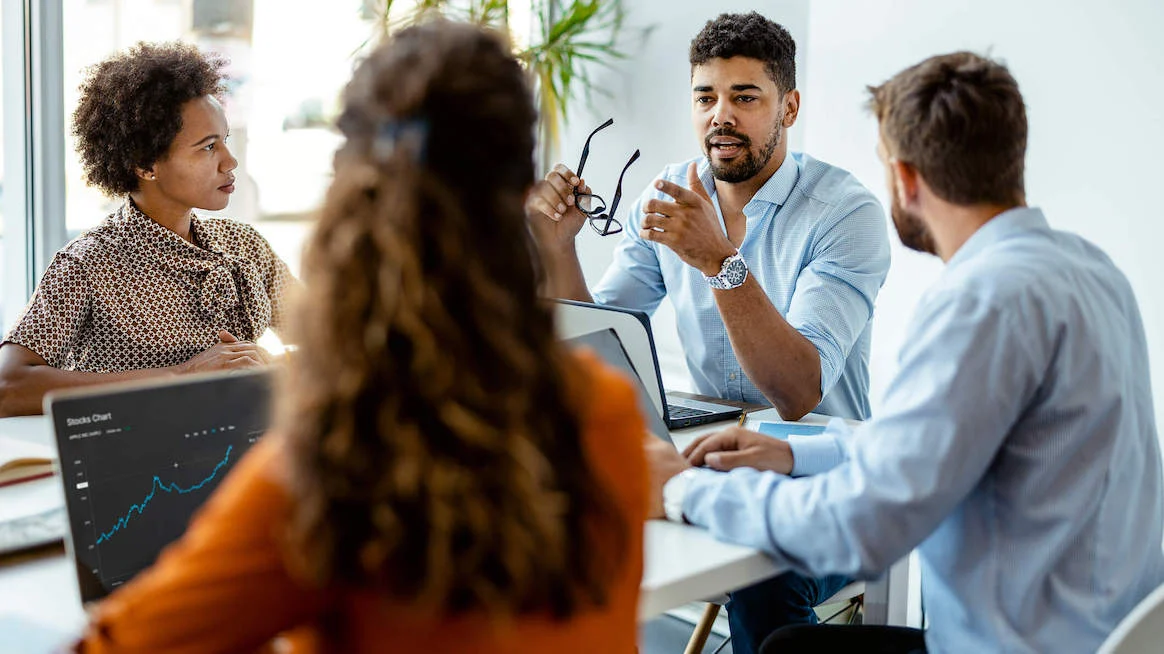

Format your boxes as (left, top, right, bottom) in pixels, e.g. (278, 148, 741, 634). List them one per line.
(756, 422, 826, 440)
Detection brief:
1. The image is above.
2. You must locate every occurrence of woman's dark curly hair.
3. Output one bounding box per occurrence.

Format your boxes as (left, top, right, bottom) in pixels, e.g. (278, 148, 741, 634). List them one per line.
(690, 12, 797, 93)
(281, 20, 627, 619)
(72, 41, 227, 196)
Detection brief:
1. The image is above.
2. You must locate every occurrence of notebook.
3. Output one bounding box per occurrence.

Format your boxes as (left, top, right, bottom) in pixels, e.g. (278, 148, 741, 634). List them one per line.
(0, 436, 54, 487)
(756, 422, 826, 440)
(45, 370, 272, 604)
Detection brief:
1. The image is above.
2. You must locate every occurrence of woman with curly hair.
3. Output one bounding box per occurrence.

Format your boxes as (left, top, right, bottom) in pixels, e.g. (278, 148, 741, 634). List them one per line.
(74, 20, 647, 654)
(0, 41, 293, 416)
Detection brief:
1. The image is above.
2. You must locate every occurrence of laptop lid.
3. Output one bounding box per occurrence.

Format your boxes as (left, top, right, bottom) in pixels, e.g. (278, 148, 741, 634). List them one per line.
(564, 328, 672, 445)
(554, 300, 666, 418)
(45, 370, 272, 604)
(554, 299, 741, 428)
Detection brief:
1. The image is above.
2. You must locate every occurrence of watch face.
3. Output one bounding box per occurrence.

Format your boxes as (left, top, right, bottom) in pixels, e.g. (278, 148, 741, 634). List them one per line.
(707, 253, 748, 290)
(724, 257, 747, 286)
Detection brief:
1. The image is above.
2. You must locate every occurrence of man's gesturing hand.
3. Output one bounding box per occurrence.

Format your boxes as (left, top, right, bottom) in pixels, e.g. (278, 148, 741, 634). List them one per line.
(641, 162, 737, 276)
(683, 426, 795, 474)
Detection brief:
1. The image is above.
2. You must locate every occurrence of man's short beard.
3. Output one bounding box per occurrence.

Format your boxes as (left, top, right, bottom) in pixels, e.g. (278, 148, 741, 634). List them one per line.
(891, 199, 937, 255)
(707, 120, 782, 184)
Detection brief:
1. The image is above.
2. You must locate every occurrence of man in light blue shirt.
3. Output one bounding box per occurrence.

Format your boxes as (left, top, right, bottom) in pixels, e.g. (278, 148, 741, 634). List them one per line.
(527, 13, 889, 423)
(526, 12, 890, 651)
(593, 151, 887, 422)
(648, 51, 1164, 652)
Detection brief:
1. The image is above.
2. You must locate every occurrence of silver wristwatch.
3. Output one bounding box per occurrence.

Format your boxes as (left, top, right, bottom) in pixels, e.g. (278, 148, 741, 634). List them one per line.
(705, 250, 749, 290)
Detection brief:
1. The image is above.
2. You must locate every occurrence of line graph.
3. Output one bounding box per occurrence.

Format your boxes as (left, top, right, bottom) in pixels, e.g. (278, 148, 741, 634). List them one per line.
(95, 446, 233, 545)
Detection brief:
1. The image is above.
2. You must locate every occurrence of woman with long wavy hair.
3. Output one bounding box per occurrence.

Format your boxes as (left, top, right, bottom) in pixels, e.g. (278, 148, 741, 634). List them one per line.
(75, 20, 647, 654)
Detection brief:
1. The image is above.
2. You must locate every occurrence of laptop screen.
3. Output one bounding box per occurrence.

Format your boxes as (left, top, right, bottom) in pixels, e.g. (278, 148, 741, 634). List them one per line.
(47, 371, 272, 602)
(564, 328, 672, 444)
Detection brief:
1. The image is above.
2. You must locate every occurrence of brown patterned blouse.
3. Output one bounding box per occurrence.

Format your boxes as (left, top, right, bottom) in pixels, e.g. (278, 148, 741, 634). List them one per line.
(3, 201, 296, 373)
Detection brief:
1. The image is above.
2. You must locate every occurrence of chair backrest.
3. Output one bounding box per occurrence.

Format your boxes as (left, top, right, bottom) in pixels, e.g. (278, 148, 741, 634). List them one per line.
(1098, 582, 1164, 654)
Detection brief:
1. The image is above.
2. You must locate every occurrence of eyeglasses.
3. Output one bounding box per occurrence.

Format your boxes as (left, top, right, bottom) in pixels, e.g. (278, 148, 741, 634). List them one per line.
(574, 118, 641, 236)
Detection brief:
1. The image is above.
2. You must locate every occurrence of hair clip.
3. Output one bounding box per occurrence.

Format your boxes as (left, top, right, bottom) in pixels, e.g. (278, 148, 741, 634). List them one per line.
(372, 117, 429, 164)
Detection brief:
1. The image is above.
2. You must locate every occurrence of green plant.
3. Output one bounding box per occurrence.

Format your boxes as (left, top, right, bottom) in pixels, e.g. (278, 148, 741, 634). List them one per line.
(364, 0, 637, 169)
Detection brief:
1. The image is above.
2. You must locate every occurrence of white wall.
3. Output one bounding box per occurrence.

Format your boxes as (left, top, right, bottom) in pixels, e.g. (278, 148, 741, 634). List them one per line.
(554, 0, 810, 389)
(802, 0, 1164, 420)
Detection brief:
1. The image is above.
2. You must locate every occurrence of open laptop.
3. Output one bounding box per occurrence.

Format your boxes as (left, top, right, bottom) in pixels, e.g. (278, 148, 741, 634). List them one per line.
(555, 300, 742, 429)
(45, 370, 272, 604)
(564, 328, 672, 444)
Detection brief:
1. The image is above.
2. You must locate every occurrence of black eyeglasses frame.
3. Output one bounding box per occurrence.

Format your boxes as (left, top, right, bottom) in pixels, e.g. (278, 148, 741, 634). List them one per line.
(573, 118, 640, 237)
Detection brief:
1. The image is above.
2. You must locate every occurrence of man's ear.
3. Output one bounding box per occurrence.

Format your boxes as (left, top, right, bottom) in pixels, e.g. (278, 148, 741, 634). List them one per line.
(891, 158, 920, 208)
(782, 89, 801, 128)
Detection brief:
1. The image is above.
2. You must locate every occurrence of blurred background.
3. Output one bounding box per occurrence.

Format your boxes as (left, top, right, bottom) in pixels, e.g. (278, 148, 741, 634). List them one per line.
(3, 0, 1164, 420)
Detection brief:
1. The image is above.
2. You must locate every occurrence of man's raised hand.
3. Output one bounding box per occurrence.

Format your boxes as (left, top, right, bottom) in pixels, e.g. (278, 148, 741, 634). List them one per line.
(640, 162, 736, 275)
(525, 163, 593, 251)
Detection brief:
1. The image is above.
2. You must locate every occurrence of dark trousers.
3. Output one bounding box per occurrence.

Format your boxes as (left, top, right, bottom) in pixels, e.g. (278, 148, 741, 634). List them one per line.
(759, 624, 927, 653)
(726, 571, 853, 654)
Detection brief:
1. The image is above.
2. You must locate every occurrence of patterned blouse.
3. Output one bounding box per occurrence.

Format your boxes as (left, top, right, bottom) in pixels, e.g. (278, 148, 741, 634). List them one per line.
(4, 201, 296, 373)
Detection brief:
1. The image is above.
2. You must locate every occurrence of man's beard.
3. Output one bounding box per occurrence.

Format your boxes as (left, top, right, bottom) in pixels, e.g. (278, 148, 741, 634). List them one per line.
(706, 121, 782, 184)
(891, 197, 937, 255)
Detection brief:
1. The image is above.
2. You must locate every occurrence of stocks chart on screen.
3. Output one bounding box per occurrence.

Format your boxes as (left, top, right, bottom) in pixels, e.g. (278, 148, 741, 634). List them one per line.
(50, 371, 271, 600)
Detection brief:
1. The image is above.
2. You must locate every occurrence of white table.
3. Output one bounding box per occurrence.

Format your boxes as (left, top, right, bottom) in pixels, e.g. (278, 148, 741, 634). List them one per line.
(641, 520, 784, 619)
(0, 411, 909, 647)
(0, 414, 784, 613)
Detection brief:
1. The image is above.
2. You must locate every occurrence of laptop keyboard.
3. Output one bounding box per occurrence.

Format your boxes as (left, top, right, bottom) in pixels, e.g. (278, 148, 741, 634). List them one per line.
(667, 404, 713, 420)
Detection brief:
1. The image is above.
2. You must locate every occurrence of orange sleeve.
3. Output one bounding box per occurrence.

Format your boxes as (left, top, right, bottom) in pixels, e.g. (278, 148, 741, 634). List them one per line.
(75, 438, 331, 654)
(573, 352, 648, 631)
(575, 351, 650, 523)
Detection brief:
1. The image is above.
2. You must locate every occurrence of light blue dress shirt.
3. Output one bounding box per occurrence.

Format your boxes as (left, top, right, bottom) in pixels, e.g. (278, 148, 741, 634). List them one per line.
(681, 207, 1164, 652)
(592, 153, 890, 420)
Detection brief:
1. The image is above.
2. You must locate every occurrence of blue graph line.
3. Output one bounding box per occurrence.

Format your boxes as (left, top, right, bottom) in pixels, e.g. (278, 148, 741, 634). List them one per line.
(95, 446, 233, 545)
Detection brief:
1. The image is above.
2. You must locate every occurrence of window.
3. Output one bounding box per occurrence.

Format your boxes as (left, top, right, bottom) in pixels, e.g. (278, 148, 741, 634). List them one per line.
(60, 0, 383, 277)
(0, 6, 7, 329)
(10, 1, 533, 337)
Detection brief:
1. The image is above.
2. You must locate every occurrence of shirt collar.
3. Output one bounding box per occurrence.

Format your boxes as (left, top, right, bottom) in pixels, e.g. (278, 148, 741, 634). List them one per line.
(115, 199, 224, 256)
(750, 152, 801, 210)
(946, 206, 1049, 270)
(699, 152, 801, 219)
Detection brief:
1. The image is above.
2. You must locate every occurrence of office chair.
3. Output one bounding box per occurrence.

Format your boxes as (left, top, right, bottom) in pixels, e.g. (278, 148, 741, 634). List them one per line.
(1098, 582, 1164, 654)
(683, 581, 865, 654)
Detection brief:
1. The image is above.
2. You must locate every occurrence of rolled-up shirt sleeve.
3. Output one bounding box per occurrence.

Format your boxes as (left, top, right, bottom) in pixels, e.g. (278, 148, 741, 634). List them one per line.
(785, 198, 890, 397)
(4, 253, 91, 367)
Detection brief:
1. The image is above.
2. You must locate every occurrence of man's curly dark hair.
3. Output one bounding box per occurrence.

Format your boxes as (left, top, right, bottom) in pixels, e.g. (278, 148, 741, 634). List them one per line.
(72, 41, 227, 196)
(689, 12, 796, 93)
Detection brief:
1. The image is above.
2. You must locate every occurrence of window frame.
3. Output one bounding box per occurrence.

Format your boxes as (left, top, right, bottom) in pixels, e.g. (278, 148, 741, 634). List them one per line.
(2, 0, 67, 330)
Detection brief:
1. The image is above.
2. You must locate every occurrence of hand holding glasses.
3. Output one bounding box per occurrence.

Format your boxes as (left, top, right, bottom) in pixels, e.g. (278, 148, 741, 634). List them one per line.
(574, 118, 641, 236)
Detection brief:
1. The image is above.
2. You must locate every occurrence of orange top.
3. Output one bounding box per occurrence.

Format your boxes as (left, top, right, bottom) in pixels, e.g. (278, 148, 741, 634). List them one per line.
(76, 352, 647, 654)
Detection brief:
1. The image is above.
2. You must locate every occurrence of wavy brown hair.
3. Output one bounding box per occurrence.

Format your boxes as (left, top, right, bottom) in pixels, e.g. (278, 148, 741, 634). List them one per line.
(281, 21, 625, 619)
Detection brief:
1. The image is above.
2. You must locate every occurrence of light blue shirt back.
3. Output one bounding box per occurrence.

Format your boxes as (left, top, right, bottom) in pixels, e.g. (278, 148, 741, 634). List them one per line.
(593, 153, 890, 419)
(683, 207, 1164, 652)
